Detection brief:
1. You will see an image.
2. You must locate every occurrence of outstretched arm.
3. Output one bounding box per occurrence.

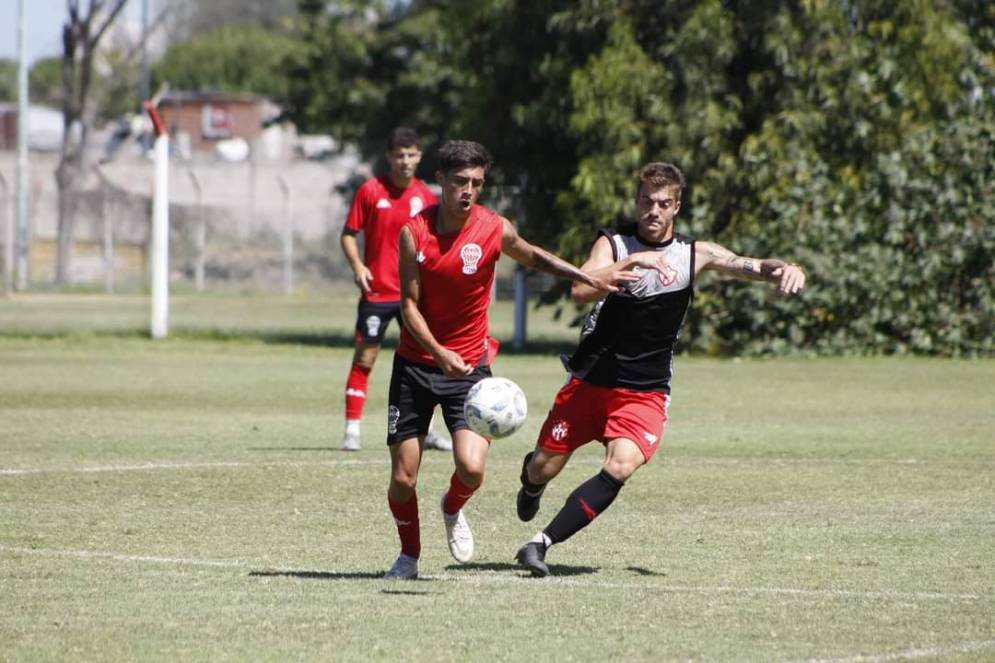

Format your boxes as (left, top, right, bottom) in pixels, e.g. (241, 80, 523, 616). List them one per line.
(695, 241, 806, 295)
(397, 227, 472, 377)
(500, 217, 628, 296)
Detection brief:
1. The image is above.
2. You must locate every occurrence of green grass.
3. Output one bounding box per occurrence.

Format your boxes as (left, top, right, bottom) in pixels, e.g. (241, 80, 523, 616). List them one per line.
(1, 295, 993, 661)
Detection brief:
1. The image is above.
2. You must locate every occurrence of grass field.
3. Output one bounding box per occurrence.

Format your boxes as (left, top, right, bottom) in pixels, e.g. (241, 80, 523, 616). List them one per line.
(1, 293, 993, 661)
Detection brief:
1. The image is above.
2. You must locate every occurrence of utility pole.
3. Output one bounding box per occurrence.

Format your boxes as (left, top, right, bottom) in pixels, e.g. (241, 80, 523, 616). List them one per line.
(15, 0, 29, 290)
(140, 0, 150, 105)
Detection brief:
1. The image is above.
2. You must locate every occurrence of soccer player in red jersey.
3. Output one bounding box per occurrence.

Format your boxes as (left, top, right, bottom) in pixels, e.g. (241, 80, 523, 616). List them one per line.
(382, 140, 635, 579)
(339, 128, 450, 452)
(514, 162, 807, 576)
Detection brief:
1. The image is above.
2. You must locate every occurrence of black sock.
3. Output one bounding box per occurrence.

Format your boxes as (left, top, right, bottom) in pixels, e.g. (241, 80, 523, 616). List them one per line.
(544, 469, 624, 545)
(520, 452, 546, 495)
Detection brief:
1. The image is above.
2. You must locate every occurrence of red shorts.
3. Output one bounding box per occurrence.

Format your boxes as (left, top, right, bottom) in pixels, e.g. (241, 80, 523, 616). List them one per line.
(537, 377, 670, 461)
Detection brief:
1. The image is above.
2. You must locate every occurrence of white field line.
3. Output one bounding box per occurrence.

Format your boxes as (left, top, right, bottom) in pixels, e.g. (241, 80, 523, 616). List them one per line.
(790, 638, 995, 663)
(0, 458, 394, 475)
(0, 544, 243, 568)
(0, 544, 983, 603)
(0, 455, 968, 477)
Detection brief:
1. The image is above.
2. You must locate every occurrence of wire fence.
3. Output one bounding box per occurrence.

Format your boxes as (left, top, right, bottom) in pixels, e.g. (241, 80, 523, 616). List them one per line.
(0, 152, 561, 308)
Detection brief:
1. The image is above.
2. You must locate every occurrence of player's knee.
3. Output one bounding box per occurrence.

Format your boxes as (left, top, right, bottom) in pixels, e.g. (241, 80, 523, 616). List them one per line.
(602, 457, 641, 483)
(390, 469, 418, 493)
(455, 462, 484, 488)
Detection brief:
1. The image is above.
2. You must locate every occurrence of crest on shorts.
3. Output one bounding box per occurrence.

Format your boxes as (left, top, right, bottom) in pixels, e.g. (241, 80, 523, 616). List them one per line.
(366, 315, 382, 338)
(551, 420, 569, 441)
(409, 196, 424, 217)
(642, 431, 658, 446)
(388, 405, 400, 434)
(460, 243, 482, 275)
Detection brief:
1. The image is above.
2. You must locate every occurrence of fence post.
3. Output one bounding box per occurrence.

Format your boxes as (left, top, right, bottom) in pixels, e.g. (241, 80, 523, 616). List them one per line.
(0, 171, 10, 296)
(94, 166, 115, 294)
(277, 173, 294, 295)
(187, 167, 205, 292)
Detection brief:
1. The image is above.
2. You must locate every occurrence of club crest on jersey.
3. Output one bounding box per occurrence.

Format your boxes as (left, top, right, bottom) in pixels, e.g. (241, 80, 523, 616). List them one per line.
(658, 263, 678, 286)
(551, 420, 569, 441)
(460, 243, 483, 275)
(409, 196, 424, 217)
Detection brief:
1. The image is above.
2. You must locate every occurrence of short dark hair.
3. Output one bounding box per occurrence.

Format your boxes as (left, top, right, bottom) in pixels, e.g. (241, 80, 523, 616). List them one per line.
(436, 140, 492, 175)
(386, 127, 420, 151)
(637, 162, 685, 199)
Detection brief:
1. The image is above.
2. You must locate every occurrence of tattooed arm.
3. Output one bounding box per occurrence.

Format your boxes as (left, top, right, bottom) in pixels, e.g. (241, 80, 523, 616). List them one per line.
(695, 241, 806, 295)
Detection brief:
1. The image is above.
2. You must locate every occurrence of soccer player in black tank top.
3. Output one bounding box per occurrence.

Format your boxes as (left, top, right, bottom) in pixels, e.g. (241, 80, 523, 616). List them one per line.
(515, 162, 807, 577)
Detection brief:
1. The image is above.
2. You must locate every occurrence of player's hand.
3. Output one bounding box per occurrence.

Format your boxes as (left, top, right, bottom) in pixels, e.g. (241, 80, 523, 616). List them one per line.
(435, 348, 473, 377)
(771, 263, 805, 294)
(583, 273, 621, 293)
(628, 252, 678, 284)
(354, 265, 373, 294)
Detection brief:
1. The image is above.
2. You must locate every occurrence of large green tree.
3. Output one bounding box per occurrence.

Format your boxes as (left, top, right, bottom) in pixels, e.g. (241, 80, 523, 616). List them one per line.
(288, 0, 994, 356)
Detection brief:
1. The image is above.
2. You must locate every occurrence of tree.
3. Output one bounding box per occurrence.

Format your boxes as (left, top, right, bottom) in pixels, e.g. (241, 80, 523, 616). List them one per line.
(54, 0, 129, 285)
(0, 59, 16, 101)
(153, 24, 302, 100)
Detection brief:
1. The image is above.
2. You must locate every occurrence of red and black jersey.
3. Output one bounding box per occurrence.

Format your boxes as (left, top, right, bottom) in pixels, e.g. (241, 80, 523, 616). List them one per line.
(345, 176, 436, 303)
(397, 204, 504, 367)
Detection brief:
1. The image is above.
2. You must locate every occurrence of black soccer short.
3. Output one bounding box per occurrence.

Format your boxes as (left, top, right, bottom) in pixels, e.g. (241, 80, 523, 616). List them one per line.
(386, 353, 492, 445)
(354, 299, 401, 344)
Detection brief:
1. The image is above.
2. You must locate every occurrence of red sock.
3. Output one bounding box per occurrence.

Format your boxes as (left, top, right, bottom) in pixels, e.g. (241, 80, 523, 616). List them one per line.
(442, 473, 480, 514)
(388, 493, 420, 558)
(344, 363, 371, 420)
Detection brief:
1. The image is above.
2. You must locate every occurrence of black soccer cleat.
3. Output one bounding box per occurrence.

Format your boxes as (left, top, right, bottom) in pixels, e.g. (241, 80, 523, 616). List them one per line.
(515, 541, 549, 577)
(517, 452, 545, 522)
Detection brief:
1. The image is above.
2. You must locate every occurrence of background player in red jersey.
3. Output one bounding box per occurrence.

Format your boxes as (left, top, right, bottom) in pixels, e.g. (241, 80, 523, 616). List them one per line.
(339, 127, 451, 452)
(382, 140, 636, 579)
(514, 162, 806, 576)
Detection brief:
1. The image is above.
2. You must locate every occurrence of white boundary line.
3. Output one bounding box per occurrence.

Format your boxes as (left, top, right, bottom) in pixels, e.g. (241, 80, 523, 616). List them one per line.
(0, 544, 243, 568)
(2, 455, 973, 477)
(0, 458, 394, 475)
(0, 544, 983, 603)
(791, 638, 995, 663)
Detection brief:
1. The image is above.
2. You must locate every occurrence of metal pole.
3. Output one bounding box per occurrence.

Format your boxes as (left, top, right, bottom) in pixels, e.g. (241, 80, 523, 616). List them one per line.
(1, 172, 11, 296)
(15, 0, 29, 291)
(96, 167, 114, 294)
(187, 167, 205, 292)
(150, 132, 169, 338)
(513, 265, 527, 351)
(277, 174, 293, 295)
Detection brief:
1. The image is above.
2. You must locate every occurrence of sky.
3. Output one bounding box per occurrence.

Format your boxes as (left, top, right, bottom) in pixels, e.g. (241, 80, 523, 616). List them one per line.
(0, 0, 144, 65)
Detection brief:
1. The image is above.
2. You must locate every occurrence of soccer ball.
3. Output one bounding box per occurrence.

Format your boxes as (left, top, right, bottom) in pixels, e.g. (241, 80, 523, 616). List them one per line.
(463, 377, 528, 439)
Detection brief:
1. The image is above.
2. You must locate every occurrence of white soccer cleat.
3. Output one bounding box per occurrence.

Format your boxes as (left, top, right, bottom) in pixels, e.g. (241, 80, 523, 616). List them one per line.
(383, 553, 418, 580)
(441, 494, 474, 563)
(341, 434, 361, 451)
(424, 429, 453, 451)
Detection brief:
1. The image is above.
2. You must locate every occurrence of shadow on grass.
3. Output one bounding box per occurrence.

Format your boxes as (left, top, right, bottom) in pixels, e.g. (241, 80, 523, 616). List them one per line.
(249, 569, 384, 581)
(446, 561, 598, 577)
(626, 566, 666, 577)
(247, 447, 342, 452)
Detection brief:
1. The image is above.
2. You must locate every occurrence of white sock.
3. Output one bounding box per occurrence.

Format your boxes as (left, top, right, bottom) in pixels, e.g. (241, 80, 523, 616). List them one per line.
(345, 419, 360, 437)
(531, 532, 552, 547)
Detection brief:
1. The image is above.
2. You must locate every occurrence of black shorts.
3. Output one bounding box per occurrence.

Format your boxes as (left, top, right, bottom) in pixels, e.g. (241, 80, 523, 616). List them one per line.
(354, 299, 401, 344)
(386, 353, 492, 445)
